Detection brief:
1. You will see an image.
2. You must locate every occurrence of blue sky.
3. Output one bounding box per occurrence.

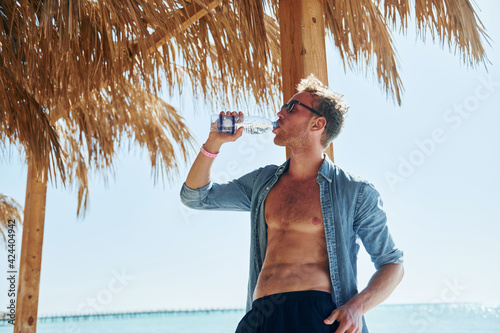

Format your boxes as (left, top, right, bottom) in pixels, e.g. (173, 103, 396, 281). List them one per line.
(1, 0, 499, 317)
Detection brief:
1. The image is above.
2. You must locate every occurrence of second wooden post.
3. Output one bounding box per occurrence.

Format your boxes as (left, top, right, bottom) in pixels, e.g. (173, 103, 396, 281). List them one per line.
(279, 0, 333, 161)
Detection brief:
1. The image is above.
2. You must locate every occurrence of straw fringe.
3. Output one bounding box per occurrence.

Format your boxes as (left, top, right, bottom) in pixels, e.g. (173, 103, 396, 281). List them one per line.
(55, 81, 195, 216)
(413, 0, 489, 65)
(325, 0, 404, 104)
(0, 194, 22, 246)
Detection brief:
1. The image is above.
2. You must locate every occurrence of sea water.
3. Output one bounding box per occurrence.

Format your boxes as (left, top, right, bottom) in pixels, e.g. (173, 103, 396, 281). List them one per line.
(1, 303, 499, 333)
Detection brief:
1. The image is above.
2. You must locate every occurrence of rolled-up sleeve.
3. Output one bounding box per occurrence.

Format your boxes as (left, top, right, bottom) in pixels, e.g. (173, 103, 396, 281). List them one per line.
(180, 168, 263, 212)
(353, 182, 404, 270)
(180, 181, 213, 207)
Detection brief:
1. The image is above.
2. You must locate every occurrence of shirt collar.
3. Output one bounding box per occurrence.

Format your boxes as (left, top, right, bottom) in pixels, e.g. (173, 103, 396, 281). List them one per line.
(274, 159, 289, 176)
(317, 153, 333, 183)
(274, 153, 334, 183)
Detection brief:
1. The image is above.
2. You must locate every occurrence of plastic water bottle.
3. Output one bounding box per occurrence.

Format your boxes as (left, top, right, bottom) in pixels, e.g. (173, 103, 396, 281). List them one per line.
(210, 114, 278, 134)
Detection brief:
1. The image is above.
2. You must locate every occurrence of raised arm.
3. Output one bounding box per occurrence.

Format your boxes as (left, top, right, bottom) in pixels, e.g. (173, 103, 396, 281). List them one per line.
(185, 111, 244, 189)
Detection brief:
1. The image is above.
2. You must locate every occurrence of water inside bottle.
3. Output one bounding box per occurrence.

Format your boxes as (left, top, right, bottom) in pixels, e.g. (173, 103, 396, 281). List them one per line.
(238, 121, 278, 134)
(211, 114, 278, 134)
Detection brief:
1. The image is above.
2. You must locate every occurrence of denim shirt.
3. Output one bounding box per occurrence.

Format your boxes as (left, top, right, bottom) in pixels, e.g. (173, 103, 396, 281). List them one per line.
(180, 154, 403, 333)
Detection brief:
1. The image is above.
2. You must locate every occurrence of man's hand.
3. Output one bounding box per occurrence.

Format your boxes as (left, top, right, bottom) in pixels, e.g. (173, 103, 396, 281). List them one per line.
(324, 302, 363, 333)
(205, 111, 244, 153)
(324, 263, 404, 333)
(185, 111, 244, 189)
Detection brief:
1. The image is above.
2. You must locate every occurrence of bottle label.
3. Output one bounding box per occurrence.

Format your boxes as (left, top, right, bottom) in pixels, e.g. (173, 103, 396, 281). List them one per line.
(217, 114, 236, 134)
(218, 114, 223, 133)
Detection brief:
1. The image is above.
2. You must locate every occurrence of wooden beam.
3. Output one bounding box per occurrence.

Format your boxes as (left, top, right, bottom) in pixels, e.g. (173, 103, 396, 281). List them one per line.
(14, 161, 48, 333)
(279, 0, 334, 161)
(62, 0, 222, 120)
(131, 0, 222, 57)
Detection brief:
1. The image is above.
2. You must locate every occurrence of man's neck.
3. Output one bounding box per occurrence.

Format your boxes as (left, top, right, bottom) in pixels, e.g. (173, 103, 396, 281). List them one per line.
(287, 147, 325, 180)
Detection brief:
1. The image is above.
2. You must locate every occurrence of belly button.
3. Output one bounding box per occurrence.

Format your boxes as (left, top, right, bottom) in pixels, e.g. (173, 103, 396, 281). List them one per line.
(312, 217, 322, 225)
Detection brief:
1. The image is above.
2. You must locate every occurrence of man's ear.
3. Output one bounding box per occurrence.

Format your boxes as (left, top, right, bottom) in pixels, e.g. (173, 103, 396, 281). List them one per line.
(311, 117, 327, 132)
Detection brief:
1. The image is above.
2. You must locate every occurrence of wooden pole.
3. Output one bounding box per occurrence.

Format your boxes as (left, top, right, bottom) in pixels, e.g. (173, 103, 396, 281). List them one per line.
(279, 0, 334, 161)
(14, 160, 48, 333)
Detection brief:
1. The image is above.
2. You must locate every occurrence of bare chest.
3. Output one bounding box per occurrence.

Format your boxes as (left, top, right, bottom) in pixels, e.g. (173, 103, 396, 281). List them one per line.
(264, 177, 323, 229)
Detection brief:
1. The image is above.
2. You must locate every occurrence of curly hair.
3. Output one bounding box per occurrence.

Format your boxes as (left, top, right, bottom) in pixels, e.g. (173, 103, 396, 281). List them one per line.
(296, 74, 349, 148)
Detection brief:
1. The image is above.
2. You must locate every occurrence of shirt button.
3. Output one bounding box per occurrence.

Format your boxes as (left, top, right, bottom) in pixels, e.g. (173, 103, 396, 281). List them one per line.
(266, 187, 269, 190)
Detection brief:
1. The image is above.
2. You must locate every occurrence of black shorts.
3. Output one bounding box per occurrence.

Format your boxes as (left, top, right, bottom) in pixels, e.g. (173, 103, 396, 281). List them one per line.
(235, 290, 340, 333)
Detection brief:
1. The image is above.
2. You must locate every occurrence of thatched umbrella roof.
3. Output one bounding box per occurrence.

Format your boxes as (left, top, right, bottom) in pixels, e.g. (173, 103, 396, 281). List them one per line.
(1, 0, 284, 215)
(1, 0, 489, 207)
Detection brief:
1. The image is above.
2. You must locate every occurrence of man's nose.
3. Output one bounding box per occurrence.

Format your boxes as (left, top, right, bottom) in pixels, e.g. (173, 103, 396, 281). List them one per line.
(277, 108, 285, 119)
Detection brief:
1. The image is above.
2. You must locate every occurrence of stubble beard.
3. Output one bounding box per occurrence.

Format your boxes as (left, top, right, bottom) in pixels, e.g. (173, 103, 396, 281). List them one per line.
(273, 123, 310, 149)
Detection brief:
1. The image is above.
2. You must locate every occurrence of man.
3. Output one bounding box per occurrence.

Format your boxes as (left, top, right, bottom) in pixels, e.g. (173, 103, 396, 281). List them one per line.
(180, 74, 404, 333)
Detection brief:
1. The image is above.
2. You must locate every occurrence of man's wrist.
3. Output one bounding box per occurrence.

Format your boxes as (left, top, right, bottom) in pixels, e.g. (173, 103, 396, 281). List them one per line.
(203, 138, 222, 155)
(345, 294, 368, 315)
(201, 144, 218, 158)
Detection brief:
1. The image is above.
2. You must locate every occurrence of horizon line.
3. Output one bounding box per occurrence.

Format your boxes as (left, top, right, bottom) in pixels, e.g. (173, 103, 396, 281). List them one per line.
(1, 301, 499, 324)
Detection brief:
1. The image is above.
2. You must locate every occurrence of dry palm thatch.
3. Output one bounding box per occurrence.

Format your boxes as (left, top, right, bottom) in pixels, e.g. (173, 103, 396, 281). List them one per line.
(0, 194, 22, 245)
(324, 0, 489, 105)
(56, 81, 197, 215)
(0, 0, 489, 216)
(0, 0, 281, 215)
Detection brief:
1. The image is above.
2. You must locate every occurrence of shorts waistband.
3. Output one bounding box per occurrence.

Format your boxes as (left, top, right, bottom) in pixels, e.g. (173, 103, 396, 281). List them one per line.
(252, 290, 332, 306)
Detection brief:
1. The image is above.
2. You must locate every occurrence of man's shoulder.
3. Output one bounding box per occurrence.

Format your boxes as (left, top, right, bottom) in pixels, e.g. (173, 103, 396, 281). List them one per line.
(320, 156, 370, 186)
(332, 164, 370, 184)
(331, 164, 382, 200)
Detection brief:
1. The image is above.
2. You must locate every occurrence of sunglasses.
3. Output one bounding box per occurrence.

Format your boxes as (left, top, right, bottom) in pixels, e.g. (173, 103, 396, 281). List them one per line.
(281, 100, 324, 118)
